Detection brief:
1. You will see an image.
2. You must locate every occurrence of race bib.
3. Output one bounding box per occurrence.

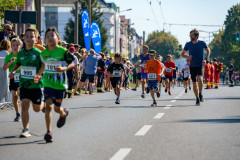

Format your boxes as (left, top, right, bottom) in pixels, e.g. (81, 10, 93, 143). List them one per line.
(185, 70, 190, 75)
(166, 68, 171, 73)
(21, 66, 36, 79)
(14, 73, 20, 83)
(45, 61, 62, 73)
(148, 73, 157, 80)
(113, 70, 122, 77)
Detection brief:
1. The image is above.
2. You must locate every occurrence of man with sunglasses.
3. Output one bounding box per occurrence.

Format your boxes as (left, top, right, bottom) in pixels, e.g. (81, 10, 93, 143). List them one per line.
(0, 24, 13, 42)
(181, 29, 211, 105)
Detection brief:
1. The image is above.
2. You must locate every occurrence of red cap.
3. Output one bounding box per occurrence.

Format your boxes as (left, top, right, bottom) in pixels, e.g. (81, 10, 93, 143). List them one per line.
(69, 46, 75, 52)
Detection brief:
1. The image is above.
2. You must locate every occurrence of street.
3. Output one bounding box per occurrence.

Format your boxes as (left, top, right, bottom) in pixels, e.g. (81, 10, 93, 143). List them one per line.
(0, 86, 240, 160)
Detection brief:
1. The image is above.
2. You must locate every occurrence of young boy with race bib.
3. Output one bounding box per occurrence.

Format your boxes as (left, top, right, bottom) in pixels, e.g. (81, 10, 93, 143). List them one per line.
(182, 59, 191, 93)
(9, 28, 45, 138)
(144, 50, 163, 106)
(41, 28, 75, 143)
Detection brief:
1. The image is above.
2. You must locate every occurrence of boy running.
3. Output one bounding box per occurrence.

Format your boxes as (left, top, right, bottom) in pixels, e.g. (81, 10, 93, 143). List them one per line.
(9, 28, 45, 138)
(41, 28, 75, 143)
(139, 45, 149, 98)
(145, 50, 163, 106)
(164, 54, 176, 95)
(107, 53, 127, 104)
(182, 59, 190, 93)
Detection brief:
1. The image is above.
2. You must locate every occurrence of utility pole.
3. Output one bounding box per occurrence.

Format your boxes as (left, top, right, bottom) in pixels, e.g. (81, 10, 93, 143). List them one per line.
(143, 31, 145, 45)
(74, 1, 79, 44)
(36, 0, 42, 33)
(114, 12, 117, 53)
(88, 0, 91, 49)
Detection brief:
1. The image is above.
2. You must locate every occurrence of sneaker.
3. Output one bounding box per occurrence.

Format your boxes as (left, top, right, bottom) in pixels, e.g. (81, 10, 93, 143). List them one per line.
(196, 98, 200, 106)
(185, 88, 187, 93)
(89, 91, 93, 95)
(189, 86, 191, 90)
(74, 93, 80, 96)
(168, 91, 171, 95)
(199, 94, 205, 102)
(156, 92, 160, 98)
(115, 98, 120, 104)
(146, 87, 150, 94)
(68, 93, 72, 98)
(131, 88, 137, 91)
(97, 90, 104, 93)
(165, 88, 167, 93)
(44, 131, 53, 143)
(14, 115, 21, 122)
(141, 93, 145, 98)
(57, 109, 69, 128)
(214, 86, 218, 89)
(42, 106, 46, 113)
(20, 128, 31, 138)
(151, 101, 157, 106)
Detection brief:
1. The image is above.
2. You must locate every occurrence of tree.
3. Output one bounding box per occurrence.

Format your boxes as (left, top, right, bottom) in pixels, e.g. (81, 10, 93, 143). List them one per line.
(64, 0, 108, 52)
(0, 0, 24, 30)
(209, 30, 225, 61)
(146, 30, 180, 61)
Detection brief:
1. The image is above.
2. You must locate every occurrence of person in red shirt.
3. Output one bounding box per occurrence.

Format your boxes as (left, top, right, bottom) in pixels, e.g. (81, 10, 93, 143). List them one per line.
(213, 58, 221, 89)
(163, 54, 176, 95)
(204, 60, 211, 89)
(145, 50, 163, 106)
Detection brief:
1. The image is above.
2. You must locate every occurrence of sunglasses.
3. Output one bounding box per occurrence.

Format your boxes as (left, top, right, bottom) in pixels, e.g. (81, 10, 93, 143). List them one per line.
(7, 29, 12, 31)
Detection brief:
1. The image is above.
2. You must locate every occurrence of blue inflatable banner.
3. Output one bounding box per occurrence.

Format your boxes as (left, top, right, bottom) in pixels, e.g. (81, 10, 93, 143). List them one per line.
(81, 9, 90, 51)
(90, 21, 102, 53)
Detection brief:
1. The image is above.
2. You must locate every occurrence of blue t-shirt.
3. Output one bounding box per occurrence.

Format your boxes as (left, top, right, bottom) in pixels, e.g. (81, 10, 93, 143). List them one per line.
(84, 55, 101, 74)
(140, 53, 149, 63)
(183, 40, 207, 67)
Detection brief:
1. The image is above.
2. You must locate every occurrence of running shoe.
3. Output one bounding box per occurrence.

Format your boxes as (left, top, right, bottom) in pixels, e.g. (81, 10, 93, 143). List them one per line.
(185, 88, 187, 93)
(196, 98, 200, 106)
(199, 94, 205, 102)
(156, 92, 160, 98)
(74, 93, 80, 96)
(44, 131, 53, 143)
(165, 88, 167, 93)
(20, 128, 31, 138)
(141, 93, 145, 98)
(151, 101, 157, 106)
(57, 109, 69, 128)
(68, 93, 72, 98)
(146, 87, 150, 94)
(214, 86, 218, 89)
(14, 115, 21, 122)
(115, 98, 120, 104)
(189, 86, 191, 90)
(131, 88, 137, 91)
(168, 91, 171, 95)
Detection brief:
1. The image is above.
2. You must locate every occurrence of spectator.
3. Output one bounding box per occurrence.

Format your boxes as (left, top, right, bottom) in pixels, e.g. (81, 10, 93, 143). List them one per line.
(0, 39, 11, 58)
(62, 41, 68, 48)
(97, 53, 106, 93)
(0, 24, 13, 42)
(34, 35, 46, 51)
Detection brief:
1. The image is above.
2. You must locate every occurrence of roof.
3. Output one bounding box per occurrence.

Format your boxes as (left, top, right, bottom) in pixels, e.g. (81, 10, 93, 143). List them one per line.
(42, 0, 76, 6)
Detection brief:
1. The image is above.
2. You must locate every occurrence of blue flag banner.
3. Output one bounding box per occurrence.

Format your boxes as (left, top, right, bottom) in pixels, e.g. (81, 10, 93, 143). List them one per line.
(81, 9, 90, 51)
(90, 21, 102, 53)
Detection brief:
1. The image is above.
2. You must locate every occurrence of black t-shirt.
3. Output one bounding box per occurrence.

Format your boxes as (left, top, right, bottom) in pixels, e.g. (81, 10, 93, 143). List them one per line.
(229, 65, 234, 74)
(97, 59, 105, 71)
(107, 62, 124, 77)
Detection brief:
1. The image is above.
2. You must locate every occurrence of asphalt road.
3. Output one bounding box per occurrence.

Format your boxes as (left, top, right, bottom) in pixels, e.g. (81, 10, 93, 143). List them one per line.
(0, 85, 240, 160)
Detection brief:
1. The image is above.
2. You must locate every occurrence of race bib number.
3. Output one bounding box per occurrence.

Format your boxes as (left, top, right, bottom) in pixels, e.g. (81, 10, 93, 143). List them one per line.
(21, 66, 36, 79)
(45, 61, 62, 73)
(185, 70, 190, 75)
(14, 73, 20, 83)
(113, 70, 122, 77)
(166, 68, 171, 73)
(148, 73, 157, 80)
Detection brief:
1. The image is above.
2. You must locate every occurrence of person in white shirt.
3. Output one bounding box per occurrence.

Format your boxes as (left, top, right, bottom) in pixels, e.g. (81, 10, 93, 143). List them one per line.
(0, 39, 11, 58)
(182, 59, 191, 93)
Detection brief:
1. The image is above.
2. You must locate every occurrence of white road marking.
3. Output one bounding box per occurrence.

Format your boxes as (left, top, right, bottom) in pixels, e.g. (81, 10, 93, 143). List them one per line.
(175, 97, 179, 99)
(135, 125, 152, 136)
(154, 113, 165, 119)
(110, 148, 132, 160)
(164, 105, 172, 109)
(171, 100, 176, 103)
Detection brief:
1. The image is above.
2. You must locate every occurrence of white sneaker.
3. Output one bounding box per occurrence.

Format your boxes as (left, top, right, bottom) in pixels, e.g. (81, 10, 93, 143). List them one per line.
(20, 128, 31, 138)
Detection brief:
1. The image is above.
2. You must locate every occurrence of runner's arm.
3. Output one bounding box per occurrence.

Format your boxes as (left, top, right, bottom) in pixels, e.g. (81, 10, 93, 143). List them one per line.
(205, 47, 211, 60)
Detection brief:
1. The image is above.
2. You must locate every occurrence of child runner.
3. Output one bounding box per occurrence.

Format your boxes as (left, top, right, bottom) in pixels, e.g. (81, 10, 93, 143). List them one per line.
(107, 53, 127, 104)
(41, 28, 75, 143)
(145, 50, 163, 106)
(3, 38, 22, 121)
(182, 59, 190, 93)
(164, 54, 176, 95)
(9, 28, 45, 138)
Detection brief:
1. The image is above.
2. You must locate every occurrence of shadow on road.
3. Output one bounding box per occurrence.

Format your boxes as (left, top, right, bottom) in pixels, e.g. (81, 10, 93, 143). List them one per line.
(176, 118, 240, 123)
(0, 140, 45, 146)
(68, 105, 166, 110)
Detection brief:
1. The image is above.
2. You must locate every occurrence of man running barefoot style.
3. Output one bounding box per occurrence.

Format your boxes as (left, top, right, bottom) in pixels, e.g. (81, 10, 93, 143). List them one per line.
(138, 45, 149, 98)
(181, 29, 211, 105)
(144, 50, 163, 106)
(107, 53, 127, 104)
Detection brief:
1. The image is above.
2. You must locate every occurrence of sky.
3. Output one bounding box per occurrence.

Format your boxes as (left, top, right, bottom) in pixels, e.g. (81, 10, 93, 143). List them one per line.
(107, 0, 239, 46)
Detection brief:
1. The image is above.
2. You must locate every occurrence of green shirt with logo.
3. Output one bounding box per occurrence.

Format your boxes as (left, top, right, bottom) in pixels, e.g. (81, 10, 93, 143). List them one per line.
(41, 46, 74, 90)
(15, 47, 44, 89)
(4, 53, 20, 73)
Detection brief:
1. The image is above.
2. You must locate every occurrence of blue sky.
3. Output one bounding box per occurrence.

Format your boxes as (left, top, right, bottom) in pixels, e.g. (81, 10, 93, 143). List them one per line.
(108, 0, 239, 46)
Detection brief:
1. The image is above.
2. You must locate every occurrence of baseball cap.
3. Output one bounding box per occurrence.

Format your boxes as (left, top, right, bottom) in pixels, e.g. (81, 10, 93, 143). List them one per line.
(62, 41, 68, 45)
(69, 46, 75, 52)
(149, 50, 156, 55)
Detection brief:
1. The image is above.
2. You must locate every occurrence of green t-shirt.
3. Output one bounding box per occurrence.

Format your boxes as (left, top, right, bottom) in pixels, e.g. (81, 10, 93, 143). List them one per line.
(16, 47, 44, 89)
(4, 52, 20, 73)
(41, 46, 74, 90)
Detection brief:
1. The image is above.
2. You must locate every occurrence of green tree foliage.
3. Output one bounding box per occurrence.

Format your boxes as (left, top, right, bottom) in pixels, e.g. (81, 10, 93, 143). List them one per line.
(64, 0, 108, 52)
(0, 0, 24, 30)
(146, 30, 180, 61)
(210, 3, 240, 70)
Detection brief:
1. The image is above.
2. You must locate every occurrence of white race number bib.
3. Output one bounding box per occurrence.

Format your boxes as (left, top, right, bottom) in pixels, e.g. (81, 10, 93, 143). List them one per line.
(14, 73, 20, 83)
(45, 61, 62, 73)
(21, 66, 36, 79)
(148, 73, 157, 80)
(113, 70, 122, 77)
(166, 68, 171, 73)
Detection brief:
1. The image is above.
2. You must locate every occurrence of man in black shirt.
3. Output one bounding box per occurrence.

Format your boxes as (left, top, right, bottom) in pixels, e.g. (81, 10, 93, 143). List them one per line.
(107, 53, 127, 104)
(227, 61, 234, 87)
(97, 53, 106, 92)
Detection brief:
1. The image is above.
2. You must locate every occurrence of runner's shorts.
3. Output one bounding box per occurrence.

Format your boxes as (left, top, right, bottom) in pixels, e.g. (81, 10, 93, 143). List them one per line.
(110, 77, 121, 88)
(81, 72, 95, 83)
(136, 73, 141, 80)
(148, 80, 159, 91)
(141, 73, 147, 79)
(190, 67, 203, 82)
(20, 87, 43, 105)
(183, 77, 189, 81)
(44, 87, 65, 106)
(9, 79, 19, 91)
(165, 75, 173, 82)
